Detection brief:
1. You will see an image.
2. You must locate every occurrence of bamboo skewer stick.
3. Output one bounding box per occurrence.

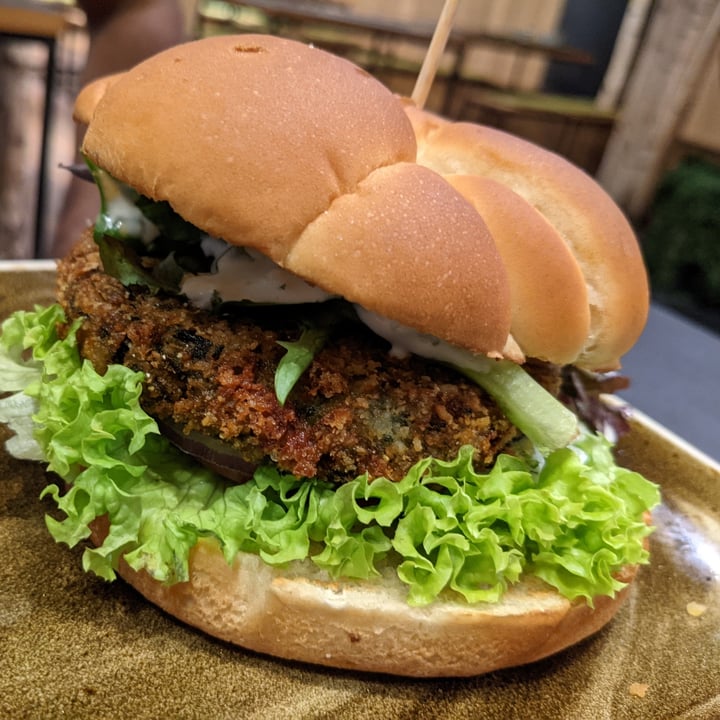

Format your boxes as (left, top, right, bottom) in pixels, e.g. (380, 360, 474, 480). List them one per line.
(411, 0, 460, 109)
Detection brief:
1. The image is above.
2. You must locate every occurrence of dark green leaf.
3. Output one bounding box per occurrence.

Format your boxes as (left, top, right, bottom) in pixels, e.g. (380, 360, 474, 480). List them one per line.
(96, 235, 179, 293)
(135, 196, 205, 248)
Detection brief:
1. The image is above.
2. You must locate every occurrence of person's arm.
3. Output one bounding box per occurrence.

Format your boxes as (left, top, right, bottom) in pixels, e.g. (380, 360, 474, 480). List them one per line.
(50, 0, 185, 258)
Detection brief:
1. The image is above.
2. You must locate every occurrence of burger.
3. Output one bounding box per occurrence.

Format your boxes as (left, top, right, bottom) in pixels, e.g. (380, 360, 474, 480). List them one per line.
(0, 34, 659, 677)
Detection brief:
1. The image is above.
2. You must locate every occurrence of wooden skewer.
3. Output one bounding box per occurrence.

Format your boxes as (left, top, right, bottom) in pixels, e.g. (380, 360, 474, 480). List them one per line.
(411, 0, 460, 109)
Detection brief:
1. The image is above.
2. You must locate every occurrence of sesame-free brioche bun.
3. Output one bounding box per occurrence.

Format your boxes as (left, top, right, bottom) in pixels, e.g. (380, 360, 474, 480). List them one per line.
(90, 519, 638, 678)
(75, 34, 512, 359)
(74, 33, 648, 369)
(404, 104, 649, 371)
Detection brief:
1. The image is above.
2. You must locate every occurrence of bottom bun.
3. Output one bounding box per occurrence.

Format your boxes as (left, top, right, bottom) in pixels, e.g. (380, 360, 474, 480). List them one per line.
(91, 520, 636, 677)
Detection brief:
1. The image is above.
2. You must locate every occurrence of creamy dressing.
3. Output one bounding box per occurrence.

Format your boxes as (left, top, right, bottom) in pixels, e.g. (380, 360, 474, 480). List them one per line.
(180, 244, 335, 309)
(104, 192, 159, 245)
(181, 241, 478, 372)
(354, 306, 495, 375)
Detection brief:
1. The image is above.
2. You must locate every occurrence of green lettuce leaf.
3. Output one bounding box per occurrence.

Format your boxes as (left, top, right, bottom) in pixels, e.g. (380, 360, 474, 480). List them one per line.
(0, 305, 661, 606)
(275, 326, 328, 405)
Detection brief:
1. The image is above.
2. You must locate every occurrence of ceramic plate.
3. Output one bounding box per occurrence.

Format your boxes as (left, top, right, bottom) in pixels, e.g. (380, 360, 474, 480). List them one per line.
(1, 266, 718, 719)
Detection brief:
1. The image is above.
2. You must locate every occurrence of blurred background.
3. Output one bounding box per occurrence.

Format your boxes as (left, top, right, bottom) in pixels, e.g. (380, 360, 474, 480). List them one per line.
(1, 0, 718, 335)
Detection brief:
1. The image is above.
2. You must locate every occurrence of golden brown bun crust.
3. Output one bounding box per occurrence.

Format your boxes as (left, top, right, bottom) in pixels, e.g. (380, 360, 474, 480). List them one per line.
(78, 34, 511, 358)
(94, 524, 637, 678)
(289, 163, 511, 356)
(405, 104, 649, 371)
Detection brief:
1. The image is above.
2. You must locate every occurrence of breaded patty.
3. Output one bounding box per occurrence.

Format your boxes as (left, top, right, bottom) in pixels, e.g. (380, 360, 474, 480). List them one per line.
(56, 232, 531, 483)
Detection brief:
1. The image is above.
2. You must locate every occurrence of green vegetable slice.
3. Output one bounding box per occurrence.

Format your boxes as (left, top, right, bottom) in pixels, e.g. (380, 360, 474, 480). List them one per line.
(275, 326, 329, 405)
(457, 359, 579, 452)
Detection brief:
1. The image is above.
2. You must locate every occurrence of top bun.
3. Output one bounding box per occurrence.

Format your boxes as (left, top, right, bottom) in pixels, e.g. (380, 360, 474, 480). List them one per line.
(75, 34, 648, 370)
(76, 34, 512, 359)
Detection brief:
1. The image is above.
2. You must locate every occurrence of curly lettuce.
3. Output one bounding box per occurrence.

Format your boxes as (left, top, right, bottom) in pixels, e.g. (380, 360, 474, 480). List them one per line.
(0, 305, 660, 606)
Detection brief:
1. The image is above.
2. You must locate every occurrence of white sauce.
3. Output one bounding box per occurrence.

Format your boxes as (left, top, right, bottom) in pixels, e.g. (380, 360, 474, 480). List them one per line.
(181, 244, 335, 308)
(354, 306, 494, 376)
(104, 195, 159, 245)
(178, 239, 488, 374)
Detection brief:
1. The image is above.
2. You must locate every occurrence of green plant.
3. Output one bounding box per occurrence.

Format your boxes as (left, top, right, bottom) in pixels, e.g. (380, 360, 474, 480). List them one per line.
(641, 157, 720, 315)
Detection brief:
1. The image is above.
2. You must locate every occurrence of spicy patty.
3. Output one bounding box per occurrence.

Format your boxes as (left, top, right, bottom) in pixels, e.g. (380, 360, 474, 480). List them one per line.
(56, 232, 548, 483)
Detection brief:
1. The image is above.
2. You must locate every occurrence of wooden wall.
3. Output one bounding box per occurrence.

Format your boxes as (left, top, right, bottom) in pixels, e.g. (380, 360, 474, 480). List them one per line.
(342, 0, 565, 90)
(597, 0, 720, 218)
(679, 38, 720, 154)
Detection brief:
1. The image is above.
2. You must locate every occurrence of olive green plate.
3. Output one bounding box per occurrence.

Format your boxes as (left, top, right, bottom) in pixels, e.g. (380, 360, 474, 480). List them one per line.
(1, 265, 718, 719)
